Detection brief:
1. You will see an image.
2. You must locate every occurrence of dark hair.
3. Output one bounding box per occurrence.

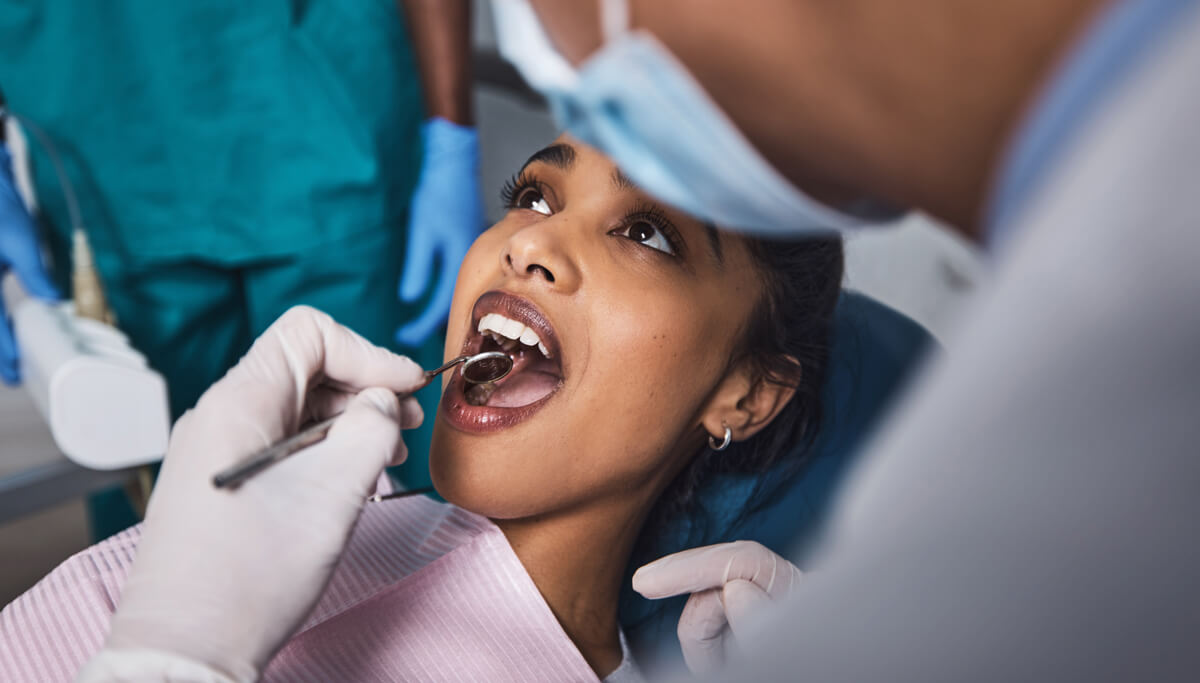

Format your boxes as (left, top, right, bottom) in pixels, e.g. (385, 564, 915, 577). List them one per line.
(642, 232, 844, 539)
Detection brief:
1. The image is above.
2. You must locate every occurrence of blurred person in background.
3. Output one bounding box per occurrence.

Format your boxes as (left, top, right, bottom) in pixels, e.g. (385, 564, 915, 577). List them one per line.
(0, 0, 481, 538)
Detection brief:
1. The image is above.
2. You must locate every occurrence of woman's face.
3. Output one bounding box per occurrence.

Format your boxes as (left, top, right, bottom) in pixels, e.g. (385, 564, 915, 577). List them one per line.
(431, 137, 763, 519)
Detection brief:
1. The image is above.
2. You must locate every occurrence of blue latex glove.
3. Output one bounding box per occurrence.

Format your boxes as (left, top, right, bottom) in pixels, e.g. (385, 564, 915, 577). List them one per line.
(0, 143, 60, 384)
(395, 118, 484, 347)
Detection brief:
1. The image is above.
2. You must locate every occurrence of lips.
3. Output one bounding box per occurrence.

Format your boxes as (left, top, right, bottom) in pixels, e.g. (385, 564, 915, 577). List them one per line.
(439, 291, 566, 434)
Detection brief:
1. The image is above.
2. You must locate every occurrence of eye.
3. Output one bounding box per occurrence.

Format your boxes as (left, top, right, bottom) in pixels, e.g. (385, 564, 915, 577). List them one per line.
(501, 172, 555, 216)
(616, 220, 675, 255)
(514, 187, 553, 216)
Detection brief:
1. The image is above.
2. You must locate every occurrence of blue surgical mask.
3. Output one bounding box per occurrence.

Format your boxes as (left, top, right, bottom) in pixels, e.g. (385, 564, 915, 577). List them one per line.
(491, 0, 900, 235)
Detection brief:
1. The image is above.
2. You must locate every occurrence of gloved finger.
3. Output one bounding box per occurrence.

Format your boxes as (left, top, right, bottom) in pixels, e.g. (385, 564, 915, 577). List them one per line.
(633, 540, 802, 601)
(398, 214, 435, 302)
(8, 245, 60, 301)
(0, 143, 19, 181)
(394, 256, 457, 347)
(0, 146, 22, 190)
(0, 306, 19, 385)
(306, 385, 424, 431)
(396, 395, 423, 431)
(316, 388, 408, 481)
(191, 308, 425, 455)
(305, 385, 354, 423)
(721, 578, 773, 638)
(677, 588, 728, 675)
(0, 176, 59, 301)
(217, 306, 425, 417)
(272, 306, 425, 391)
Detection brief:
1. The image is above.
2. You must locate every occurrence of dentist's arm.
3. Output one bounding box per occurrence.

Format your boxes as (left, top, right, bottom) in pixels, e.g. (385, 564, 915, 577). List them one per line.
(395, 0, 484, 347)
(77, 306, 426, 682)
(401, 0, 472, 128)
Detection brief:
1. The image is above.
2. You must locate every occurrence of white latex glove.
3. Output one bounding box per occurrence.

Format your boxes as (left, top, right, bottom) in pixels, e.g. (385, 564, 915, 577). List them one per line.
(632, 541, 804, 675)
(93, 306, 426, 682)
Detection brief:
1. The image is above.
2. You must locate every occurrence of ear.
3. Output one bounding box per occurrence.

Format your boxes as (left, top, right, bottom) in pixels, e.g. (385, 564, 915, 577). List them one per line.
(699, 358, 799, 445)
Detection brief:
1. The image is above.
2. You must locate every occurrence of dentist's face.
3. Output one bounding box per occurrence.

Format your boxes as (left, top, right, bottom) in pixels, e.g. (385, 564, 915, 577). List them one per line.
(430, 137, 763, 519)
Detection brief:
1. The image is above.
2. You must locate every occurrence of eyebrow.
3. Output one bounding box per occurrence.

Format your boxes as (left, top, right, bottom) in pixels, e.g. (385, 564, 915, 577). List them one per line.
(522, 142, 725, 264)
(521, 143, 576, 172)
(610, 166, 638, 191)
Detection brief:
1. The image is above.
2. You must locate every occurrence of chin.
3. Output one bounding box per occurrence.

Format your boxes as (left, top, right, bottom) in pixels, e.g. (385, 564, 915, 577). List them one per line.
(429, 425, 520, 518)
(431, 421, 597, 521)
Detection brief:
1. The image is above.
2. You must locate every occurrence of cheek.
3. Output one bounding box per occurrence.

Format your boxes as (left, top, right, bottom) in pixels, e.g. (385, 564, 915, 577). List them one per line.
(430, 234, 746, 518)
(430, 291, 724, 520)
(454, 231, 502, 302)
(566, 290, 728, 471)
(444, 229, 505, 354)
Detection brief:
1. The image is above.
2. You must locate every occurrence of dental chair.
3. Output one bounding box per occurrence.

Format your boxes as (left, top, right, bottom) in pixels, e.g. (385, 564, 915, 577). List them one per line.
(618, 290, 936, 671)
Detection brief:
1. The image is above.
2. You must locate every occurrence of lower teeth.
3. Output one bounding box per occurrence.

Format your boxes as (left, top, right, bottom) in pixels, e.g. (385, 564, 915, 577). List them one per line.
(465, 382, 497, 406)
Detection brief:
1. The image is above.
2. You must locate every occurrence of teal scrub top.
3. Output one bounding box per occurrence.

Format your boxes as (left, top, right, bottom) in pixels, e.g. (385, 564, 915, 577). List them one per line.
(0, 0, 423, 268)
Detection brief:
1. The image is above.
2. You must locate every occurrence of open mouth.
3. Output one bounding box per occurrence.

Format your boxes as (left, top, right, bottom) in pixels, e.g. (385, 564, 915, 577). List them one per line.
(439, 291, 565, 433)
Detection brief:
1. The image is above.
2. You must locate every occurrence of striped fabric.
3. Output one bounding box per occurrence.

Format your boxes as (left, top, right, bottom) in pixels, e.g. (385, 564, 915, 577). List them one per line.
(0, 495, 602, 682)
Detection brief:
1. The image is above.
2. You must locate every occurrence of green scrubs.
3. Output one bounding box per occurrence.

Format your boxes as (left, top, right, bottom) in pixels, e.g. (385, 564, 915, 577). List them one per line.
(0, 1, 442, 537)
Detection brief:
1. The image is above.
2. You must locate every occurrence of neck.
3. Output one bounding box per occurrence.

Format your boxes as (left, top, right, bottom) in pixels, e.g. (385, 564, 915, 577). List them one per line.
(816, 0, 1109, 232)
(663, 0, 1108, 237)
(494, 492, 654, 677)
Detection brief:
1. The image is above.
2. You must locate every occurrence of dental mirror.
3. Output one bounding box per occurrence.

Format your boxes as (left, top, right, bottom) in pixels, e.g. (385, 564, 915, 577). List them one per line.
(458, 350, 513, 384)
(212, 350, 513, 489)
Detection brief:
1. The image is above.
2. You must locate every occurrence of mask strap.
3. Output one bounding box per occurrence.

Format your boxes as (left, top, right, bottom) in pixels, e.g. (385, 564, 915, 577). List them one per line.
(600, 0, 631, 42)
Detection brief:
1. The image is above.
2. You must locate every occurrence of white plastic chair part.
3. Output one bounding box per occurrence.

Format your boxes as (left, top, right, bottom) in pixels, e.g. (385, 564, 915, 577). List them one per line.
(3, 274, 170, 469)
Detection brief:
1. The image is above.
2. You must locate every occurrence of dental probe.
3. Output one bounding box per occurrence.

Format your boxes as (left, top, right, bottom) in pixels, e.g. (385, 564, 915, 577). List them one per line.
(211, 351, 512, 489)
(367, 486, 435, 503)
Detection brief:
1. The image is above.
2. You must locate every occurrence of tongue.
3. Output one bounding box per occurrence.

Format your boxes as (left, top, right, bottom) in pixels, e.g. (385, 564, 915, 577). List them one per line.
(486, 370, 560, 408)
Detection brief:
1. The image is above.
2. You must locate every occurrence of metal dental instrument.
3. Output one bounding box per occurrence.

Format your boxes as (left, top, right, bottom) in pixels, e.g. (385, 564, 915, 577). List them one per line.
(212, 351, 513, 489)
(367, 486, 435, 503)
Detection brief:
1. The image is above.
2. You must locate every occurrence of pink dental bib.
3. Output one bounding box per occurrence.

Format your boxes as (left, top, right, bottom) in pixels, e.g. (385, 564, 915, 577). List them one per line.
(1, 493, 599, 682)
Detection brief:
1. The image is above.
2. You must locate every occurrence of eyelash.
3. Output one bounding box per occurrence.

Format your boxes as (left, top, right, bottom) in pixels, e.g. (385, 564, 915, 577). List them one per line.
(500, 171, 544, 210)
(619, 202, 684, 258)
(499, 172, 685, 259)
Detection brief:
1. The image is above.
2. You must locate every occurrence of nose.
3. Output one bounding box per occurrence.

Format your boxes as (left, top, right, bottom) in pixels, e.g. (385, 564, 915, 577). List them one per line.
(500, 219, 581, 293)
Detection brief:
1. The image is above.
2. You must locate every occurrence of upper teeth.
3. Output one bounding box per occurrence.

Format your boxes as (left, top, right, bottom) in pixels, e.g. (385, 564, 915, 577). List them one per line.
(478, 313, 552, 358)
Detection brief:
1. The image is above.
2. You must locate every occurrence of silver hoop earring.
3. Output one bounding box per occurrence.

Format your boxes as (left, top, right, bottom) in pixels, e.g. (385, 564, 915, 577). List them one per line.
(708, 424, 732, 451)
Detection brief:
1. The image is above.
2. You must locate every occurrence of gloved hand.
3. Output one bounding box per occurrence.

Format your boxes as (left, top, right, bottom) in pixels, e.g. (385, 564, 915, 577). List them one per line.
(632, 540, 804, 675)
(395, 117, 484, 347)
(97, 306, 426, 682)
(0, 142, 60, 384)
